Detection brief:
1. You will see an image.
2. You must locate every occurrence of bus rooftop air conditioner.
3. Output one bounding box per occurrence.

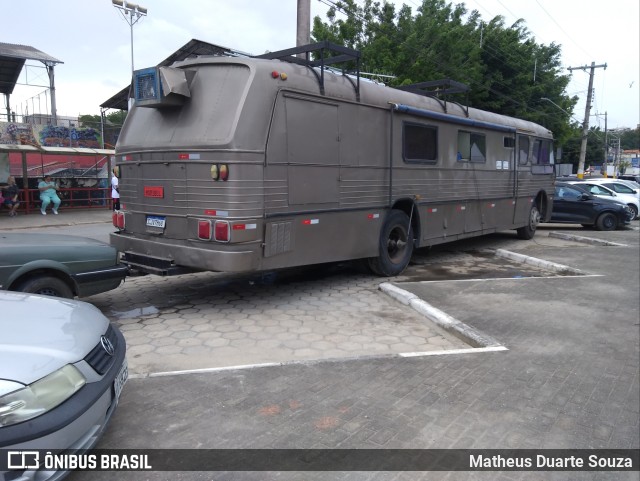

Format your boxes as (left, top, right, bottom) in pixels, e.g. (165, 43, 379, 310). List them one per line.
(132, 66, 193, 108)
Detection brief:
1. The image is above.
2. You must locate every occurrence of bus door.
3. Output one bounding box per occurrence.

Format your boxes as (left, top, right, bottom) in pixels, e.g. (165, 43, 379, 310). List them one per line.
(514, 134, 533, 222)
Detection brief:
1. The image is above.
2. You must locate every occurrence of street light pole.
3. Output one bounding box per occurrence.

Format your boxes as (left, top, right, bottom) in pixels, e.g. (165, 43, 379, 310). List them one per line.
(540, 97, 571, 116)
(112, 0, 148, 76)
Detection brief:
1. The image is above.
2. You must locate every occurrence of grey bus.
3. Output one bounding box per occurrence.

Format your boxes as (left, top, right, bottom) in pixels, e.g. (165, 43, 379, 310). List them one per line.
(110, 42, 554, 277)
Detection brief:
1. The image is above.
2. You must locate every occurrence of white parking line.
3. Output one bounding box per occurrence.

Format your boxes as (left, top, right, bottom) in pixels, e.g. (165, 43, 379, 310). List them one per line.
(400, 346, 509, 357)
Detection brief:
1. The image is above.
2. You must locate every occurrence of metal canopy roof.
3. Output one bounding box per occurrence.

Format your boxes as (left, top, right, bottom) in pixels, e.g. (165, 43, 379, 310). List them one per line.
(0, 42, 63, 95)
(100, 38, 249, 111)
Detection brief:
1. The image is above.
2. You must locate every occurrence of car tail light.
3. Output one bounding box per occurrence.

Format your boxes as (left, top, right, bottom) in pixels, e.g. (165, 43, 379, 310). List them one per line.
(214, 221, 230, 242)
(198, 220, 212, 240)
(112, 212, 118, 227)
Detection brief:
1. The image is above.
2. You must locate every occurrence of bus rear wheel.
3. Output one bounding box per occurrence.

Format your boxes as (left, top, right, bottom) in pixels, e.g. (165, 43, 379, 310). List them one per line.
(368, 210, 414, 277)
(516, 204, 540, 240)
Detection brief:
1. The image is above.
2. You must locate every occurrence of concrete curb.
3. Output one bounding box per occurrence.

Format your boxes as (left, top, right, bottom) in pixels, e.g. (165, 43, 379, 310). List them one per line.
(494, 248, 585, 275)
(379, 282, 504, 348)
(548, 231, 628, 247)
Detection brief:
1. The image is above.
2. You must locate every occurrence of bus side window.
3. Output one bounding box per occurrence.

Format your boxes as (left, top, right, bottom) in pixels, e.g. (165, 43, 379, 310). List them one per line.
(457, 131, 486, 163)
(518, 136, 530, 165)
(532, 139, 552, 165)
(403, 123, 438, 164)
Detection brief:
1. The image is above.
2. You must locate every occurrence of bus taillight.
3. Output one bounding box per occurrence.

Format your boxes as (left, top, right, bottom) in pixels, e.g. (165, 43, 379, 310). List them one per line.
(114, 211, 125, 230)
(214, 221, 230, 242)
(210, 164, 229, 181)
(198, 220, 212, 240)
(219, 164, 229, 181)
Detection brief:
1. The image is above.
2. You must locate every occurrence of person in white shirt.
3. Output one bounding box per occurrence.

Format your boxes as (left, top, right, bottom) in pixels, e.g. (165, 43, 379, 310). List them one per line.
(111, 168, 120, 211)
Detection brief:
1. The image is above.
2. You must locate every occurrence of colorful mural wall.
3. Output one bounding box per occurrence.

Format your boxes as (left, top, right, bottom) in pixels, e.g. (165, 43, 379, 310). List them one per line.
(0, 121, 102, 149)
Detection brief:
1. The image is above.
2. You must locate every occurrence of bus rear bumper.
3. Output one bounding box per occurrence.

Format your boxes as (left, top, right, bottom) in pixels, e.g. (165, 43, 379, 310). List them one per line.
(109, 232, 260, 275)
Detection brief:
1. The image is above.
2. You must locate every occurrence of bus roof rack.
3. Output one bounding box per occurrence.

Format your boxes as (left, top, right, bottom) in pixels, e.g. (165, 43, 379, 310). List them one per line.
(395, 79, 470, 117)
(254, 41, 361, 101)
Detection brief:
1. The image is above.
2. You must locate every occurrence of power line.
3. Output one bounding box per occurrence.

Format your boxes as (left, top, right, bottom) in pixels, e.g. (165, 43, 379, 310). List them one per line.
(533, 0, 592, 59)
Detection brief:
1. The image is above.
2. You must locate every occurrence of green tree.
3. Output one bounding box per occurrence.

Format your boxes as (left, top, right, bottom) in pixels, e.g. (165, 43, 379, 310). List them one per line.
(561, 126, 606, 169)
(311, 0, 576, 141)
(619, 127, 640, 150)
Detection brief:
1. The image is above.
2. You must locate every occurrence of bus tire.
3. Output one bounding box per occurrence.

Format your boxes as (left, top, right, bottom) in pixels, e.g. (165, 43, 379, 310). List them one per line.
(596, 212, 618, 231)
(17, 275, 74, 299)
(516, 204, 540, 240)
(368, 210, 414, 277)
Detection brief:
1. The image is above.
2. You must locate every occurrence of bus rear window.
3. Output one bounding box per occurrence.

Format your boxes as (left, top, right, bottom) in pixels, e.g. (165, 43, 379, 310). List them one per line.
(119, 64, 251, 149)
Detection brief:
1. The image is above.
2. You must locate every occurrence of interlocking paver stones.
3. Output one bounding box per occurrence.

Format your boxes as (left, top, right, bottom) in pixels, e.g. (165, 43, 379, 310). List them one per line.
(86, 267, 469, 375)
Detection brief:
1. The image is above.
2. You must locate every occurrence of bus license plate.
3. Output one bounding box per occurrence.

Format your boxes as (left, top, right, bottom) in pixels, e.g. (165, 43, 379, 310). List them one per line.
(146, 215, 166, 228)
(114, 359, 128, 403)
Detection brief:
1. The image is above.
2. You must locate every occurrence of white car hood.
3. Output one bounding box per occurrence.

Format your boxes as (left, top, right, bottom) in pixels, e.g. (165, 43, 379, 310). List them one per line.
(0, 291, 109, 385)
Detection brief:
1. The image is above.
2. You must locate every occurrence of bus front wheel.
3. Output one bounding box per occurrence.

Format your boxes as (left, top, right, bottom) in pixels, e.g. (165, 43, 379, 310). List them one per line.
(516, 204, 540, 240)
(368, 210, 414, 277)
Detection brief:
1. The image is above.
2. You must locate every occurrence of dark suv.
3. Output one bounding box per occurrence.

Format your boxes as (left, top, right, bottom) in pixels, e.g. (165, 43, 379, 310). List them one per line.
(551, 182, 634, 230)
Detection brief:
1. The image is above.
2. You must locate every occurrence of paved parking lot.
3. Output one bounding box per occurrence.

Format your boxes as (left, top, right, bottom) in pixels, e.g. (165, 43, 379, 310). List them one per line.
(2, 211, 639, 480)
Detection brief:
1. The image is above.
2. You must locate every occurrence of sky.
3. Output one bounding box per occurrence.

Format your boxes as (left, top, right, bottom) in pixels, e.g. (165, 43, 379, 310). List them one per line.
(2, 0, 639, 130)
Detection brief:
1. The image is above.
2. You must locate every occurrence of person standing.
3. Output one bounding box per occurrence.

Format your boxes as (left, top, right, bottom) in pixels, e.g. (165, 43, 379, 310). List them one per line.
(111, 168, 120, 211)
(2, 176, 20, 217)
(38, 175, 61, 215)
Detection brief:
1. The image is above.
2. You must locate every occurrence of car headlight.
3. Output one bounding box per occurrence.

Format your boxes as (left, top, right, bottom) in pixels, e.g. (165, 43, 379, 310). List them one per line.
(0, 364, 86, 427)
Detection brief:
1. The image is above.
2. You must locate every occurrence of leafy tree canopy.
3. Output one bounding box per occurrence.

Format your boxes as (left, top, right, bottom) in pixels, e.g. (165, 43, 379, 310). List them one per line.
(78, 111, 127, 129)
(312, 0, 577, 142)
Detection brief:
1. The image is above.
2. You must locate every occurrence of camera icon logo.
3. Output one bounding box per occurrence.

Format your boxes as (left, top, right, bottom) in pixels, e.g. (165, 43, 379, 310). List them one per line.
(7, 451, 40, 469)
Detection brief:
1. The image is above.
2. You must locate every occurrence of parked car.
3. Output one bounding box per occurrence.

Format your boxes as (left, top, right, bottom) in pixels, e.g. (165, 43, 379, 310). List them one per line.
(0, 291, 127, 480)
(587, 178, 640, 194)
(564, 181, 640, 220)
(618, 174, 640, 184)
(551, 182, 633, 230)
(0, 233, 129, 298)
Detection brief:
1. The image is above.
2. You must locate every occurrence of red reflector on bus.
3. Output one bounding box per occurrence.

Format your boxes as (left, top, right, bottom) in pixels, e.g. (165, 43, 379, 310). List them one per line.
(232, 223, 257, 230)
(214, 221, 230, 242)
(198, 220, 211, 240)
(178, 153, 202, 160)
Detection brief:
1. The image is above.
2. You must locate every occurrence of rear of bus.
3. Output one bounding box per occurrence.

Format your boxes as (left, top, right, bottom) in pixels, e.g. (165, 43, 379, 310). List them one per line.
(110, 57, 277, 275)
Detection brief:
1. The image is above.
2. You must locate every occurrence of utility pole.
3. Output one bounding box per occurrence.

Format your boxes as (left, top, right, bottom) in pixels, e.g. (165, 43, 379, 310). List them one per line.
(296, 0, 311, 50)
(568, 62, 607, 179)
(603, 112, 608, 178)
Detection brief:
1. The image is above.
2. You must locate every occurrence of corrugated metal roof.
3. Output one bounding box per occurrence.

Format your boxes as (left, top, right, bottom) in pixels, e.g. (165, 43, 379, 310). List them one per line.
(0, 42, 63, 64)
(0, 42, 63, 95)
